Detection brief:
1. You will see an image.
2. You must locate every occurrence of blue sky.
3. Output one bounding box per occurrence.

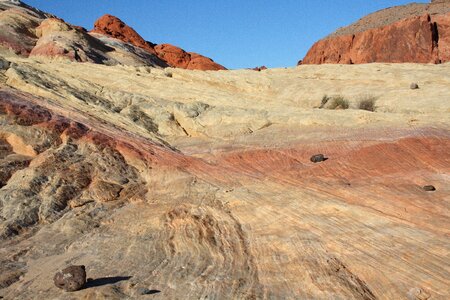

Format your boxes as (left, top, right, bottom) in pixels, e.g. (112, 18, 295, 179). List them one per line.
(25, 0, 427, 69)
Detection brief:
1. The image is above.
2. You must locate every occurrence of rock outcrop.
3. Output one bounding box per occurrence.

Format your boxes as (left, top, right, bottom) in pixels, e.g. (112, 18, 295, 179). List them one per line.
(0, 1, 167, 67)
(302, 2, 450, 64)
(1, 1, 450, 299)
(91, 15, 226, 70)
(0, 0, 51, 55)
(91, 14, 157, 55)
(155, 44, 226, 71)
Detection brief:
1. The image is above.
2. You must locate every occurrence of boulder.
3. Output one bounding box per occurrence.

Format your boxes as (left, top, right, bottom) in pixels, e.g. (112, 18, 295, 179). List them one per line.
(410, 83, 419, 89)
(423, 185, 436, 191)
(310, 154, 327, 163)
(54, 265, 86, 292)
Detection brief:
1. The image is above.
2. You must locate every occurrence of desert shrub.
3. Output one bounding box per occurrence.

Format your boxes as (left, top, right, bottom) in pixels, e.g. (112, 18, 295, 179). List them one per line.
(164, 71, 173, 78)
(327, 95, 349, 110)
(319, 95, 331, 108)
(358, 96, 377, 112)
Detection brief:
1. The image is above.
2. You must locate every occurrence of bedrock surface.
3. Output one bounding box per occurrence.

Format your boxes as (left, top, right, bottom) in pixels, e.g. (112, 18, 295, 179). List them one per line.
(0, 52, 449, 299)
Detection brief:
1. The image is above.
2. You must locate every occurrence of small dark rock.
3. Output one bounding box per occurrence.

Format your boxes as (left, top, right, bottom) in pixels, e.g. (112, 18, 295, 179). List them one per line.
(310, 154, 328, 163)
(54, 265, 86, 292)
(423, 185, 436, 191)
(410, 83, 419, 89)
(139, 288, 161, 295)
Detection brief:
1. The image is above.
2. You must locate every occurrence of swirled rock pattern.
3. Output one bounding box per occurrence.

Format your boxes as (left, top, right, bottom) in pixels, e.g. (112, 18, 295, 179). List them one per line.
(1, 50, 449, 299)
(0, 1, 449, 300)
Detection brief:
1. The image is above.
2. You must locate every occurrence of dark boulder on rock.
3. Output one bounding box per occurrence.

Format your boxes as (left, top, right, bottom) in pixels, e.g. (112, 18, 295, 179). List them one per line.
(310, 154, 327, 163)
(54, 265, 86, 292)
(423, 185, 436, 191)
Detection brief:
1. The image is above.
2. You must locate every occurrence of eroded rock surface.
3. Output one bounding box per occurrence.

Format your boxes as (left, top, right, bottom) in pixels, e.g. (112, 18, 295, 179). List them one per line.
(0, 2, 449, 299)
(0, 1, 167, 67)
(303, 2, 450, 64)
(0, 51, 449, 299)
(91, 15, 226, 70)
(91, 14, 157, 55)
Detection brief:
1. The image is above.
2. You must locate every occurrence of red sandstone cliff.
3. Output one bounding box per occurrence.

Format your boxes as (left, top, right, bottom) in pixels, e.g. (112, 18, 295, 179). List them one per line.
(302, 3, 450, 64)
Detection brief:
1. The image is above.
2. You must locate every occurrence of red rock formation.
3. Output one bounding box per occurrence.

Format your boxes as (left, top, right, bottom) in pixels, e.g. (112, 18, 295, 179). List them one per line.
(154, 44, 190, 69)
(186, 52, 226, 71)
(91, 15, 226, 70)
(435, 14, 450, 62)
(252, 66, 268, 71)
(303, 13, 449, 64)
(151, 44, 226, 71)
(91, 14, 157, 55)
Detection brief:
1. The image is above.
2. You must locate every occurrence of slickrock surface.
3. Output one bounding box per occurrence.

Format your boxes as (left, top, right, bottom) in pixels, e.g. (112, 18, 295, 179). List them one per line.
(0, 45, 449, 299)
(0, 1, 167, 67)
(303, 2, 450, 64)
(91, 15, 226, 71)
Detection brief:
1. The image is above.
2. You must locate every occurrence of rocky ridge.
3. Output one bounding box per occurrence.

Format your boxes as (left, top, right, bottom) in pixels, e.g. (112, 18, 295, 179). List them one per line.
(302, 1, 450, 64)
(0, 1, 224, 70)
(92, 14, 226, 71)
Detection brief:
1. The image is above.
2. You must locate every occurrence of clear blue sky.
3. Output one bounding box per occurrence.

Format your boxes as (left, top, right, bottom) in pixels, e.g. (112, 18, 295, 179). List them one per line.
(25, 0, 427, 69)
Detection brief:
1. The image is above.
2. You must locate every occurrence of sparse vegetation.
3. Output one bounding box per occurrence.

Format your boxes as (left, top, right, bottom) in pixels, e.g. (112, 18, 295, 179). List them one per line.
(319, 95, 331, 108)
(164, 71, 173, 78)
(358, 96, 377, 112)
(327, 95, 349, 110)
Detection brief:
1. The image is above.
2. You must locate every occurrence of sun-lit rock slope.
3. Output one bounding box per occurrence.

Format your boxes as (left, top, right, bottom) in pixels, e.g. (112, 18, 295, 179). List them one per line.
(1, 48, 449, 299)
(0, 1, 449, 299)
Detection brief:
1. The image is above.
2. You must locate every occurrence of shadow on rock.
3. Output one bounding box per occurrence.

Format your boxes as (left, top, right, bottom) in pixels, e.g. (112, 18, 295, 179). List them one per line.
(84, 276, 132, 289)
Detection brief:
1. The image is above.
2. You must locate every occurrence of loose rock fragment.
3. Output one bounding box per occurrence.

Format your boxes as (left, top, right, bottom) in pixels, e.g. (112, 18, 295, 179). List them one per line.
(310, 154, 327, 163)
(410, 83, 419, 89)
(423, 185, 436, 191)
(54, 265, 86, 292)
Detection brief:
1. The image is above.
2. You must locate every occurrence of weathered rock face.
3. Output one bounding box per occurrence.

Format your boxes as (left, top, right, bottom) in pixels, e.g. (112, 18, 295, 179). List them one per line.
(28, 18, 168, 67)
(30, 18, 113, 63)
(91, 14, 157, 55)
(155, 44, 226, 71)
(0, 0, 50, 55)
(91, 15, 226, 70)
(434, 14, 450, 62)
(303, 2, 450, 64)
(0, 2, 167, 67)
